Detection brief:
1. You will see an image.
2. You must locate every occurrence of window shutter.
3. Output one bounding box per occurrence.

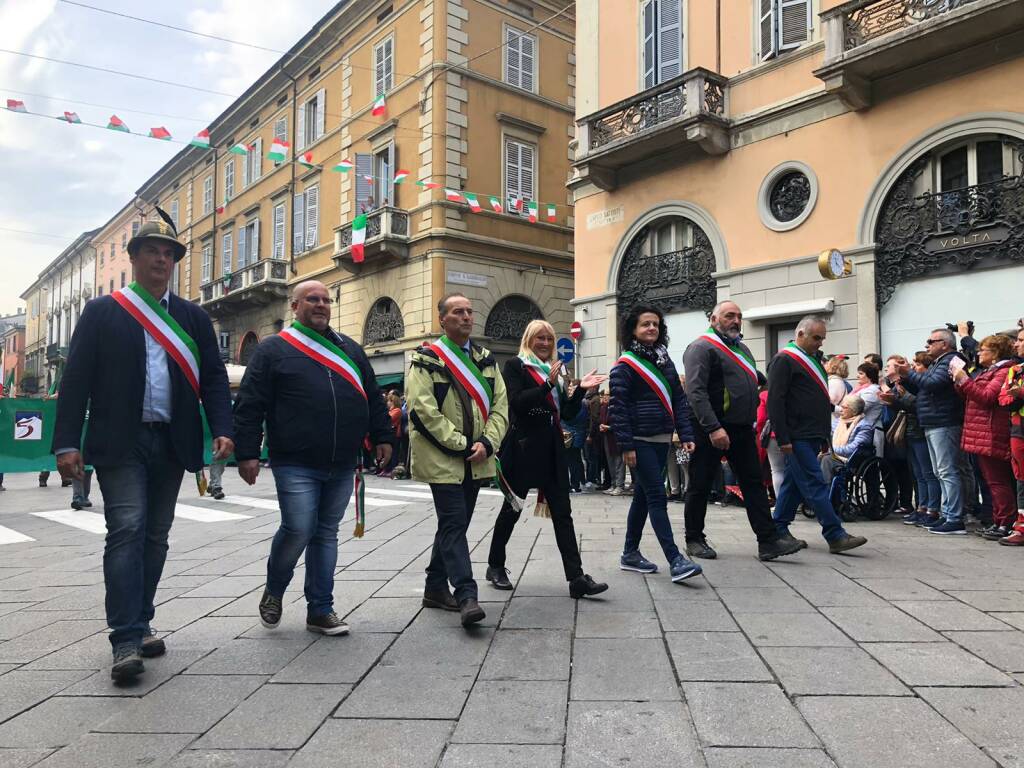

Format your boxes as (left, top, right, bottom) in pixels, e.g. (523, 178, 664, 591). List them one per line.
(656, 0, 682, 83)
(242, 149, 251, 187)
(642, 0, 656, 88)
(386, 143, 396, 206)
(315, 89, 326, 140)
(292, 192, 305, 253)
(252, 138, 262, 182)
(504, 139, 520, 205)
(296, 100, 307, 150)
(355, 154, 373, 210)
(505, 26, 522, 88)
(273, 203, 286, 259)
(225, 160, 234, 199)
(759, 0, 777, 61)
(778, 0, 810, 51)
(274, 116, 287, 143)
(202, 243, 211, 282)
(520, 33, 535, 92)
(375, 42, 385, 95)
(384, 38, 393, 92)
(251, 219, 260, 263)
(170, 200, 179, 229)
(223, 232, 233, 274)
(304, 185, 319, 250)
(520, 142, 535, 202)
(237, 225, 247, 269)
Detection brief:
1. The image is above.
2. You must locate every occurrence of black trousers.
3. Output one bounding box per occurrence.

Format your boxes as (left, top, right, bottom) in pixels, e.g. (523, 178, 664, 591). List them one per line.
(426, 472, 481, 603)
(488, 482, 584, 581)
(684, 424, 777, 544)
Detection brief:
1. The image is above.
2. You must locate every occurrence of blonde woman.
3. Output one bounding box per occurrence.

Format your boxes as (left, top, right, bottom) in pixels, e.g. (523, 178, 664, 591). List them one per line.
(825, 355, 850, 431)
(487, 320, 609, 599)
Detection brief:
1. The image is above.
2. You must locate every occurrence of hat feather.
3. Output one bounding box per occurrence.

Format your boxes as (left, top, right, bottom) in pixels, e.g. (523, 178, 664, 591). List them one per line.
(154, 206, 177, 235)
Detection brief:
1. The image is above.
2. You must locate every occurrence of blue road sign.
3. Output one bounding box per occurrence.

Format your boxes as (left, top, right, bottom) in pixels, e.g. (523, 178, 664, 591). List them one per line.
(557, 337, 574, 364)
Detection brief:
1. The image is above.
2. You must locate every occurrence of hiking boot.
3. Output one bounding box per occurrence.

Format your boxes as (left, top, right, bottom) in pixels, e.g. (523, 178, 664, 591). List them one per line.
(258, 590, 283, 629)
(669, 554, 703, 583)
(140, 628, 166, 658)
(422, 589, 459, 611)
(758, 536, 803, 561)
(928, 520, 967, 536)
(110, 643, 143, 683)
(485, 566, 513, 590)
(828, 533, 868, 553)
(459, 598, 486, 627)
(306, 611, 349, 636)
(619, 550, 658, 574)
(686, 538, 717, 559)
(569, 574, 609, 599)
(777, 531, 808, 550)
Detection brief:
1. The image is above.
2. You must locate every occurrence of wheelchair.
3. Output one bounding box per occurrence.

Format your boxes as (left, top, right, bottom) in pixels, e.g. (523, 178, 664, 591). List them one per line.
(800, 449, 899, 522)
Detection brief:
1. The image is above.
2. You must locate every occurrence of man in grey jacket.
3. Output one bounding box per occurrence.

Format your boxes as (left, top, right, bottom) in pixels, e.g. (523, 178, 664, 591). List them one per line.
(682, 301, 802, 561)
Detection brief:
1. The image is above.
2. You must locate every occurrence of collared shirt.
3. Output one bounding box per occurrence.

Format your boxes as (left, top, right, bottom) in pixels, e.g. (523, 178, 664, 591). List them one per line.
(141, 289, 173, 423)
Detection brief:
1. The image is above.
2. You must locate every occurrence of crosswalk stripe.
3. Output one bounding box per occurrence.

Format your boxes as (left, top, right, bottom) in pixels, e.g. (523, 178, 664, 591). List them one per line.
(0, 525, 34, 544)
(356, 487, 434, 500)
(225, 493, 406, 510)
(32, 510, 107, 535)
(174, 504, 252, 522)
(401, 481, 503, 497)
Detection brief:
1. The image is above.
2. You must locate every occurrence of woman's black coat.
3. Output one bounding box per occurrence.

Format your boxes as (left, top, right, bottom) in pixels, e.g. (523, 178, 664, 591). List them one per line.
(497, 356, 584, 497)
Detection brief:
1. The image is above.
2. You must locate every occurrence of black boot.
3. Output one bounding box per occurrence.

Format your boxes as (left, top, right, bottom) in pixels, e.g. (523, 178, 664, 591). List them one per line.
(758, 536, 803, 561)
(569, 574, 608, 599)
(459, 598, 485, 627)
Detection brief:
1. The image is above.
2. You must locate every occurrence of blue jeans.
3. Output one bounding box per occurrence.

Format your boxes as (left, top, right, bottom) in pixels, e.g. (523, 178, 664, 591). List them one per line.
(624, 441, 681, 564)
(773, 439, 847, 542)
(267, 464, 353, 615)
(924, 426, 963, 523)
(907, 438, 940, 512)
(94, 426, 184, 649)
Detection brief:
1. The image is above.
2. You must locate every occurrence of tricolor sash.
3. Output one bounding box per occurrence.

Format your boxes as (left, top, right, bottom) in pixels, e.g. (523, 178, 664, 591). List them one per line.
(429, 336, 492, 422)
(617, 351, 673, 419)
(520, 356, 561, 419)
(701, 328, 758, 383)
(279, 321, 366, 401)
(112, 283, 201, 397)
(781, 342, 829, 397)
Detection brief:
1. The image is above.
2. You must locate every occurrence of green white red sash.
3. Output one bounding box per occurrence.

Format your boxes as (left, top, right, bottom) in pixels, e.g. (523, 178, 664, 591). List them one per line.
(701, 328, 758, 383)
(112, 283, 200, 397)
(617, 351, 673, 419)
(520, 355, 560, 418)
(279, 321, 366, 401)
(781, 342, 829, 397)
(430, 336, 492, 421)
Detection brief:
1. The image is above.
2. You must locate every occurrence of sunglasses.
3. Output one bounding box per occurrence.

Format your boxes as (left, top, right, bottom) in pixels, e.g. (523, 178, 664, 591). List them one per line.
(925, 338, 943, 345)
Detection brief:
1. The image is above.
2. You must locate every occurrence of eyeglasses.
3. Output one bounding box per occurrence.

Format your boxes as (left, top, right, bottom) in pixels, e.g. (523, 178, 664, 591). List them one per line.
(925, 338, 942, 345)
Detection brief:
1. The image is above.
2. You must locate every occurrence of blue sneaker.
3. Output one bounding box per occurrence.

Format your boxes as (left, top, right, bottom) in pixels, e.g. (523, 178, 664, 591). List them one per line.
(919, 515, 943, 528)
(620, 550, 658, 574)
(903, 511, 930, 526)
(669, 554, 703, 583)
(928, 520, 967, 535)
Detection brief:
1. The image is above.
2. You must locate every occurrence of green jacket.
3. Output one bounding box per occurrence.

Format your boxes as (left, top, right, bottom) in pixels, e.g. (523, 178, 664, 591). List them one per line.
(407, 340, 509, 484)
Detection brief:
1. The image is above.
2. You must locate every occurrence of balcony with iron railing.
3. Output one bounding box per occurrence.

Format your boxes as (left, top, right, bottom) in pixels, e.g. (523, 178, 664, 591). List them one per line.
(200, 259, 289, 317)
(816, 0, 1024, 109)
(572, 68, 729, 192)
(45, 342, 67, 362)
(333, 206, 411, 274)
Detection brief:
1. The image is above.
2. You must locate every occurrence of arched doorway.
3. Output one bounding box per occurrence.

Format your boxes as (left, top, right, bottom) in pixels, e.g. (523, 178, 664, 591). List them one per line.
(363, 297, 405, 346)
(238, 331, 259, 366)
(485, 295, 544, 342)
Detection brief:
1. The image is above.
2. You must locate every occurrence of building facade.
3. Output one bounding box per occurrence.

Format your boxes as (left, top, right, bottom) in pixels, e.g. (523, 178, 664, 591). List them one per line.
(92, 202, 143, 302)
(571, 0, 1024, 371)
(130, 0, 576, 385)
(0, 312, 26, 395)
(19, 286, 46, 395)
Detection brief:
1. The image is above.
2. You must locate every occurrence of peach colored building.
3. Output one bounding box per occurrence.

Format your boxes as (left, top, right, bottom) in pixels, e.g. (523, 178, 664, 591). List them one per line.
(92, 202, 144, 302)
(571, 0, 1024, 371)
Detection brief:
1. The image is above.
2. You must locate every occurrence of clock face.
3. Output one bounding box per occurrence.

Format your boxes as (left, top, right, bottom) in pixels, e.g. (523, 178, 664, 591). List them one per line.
(829, 249, 844, 277)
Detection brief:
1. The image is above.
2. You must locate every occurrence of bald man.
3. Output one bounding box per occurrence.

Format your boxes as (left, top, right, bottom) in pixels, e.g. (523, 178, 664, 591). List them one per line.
(234, 281, 394, 636)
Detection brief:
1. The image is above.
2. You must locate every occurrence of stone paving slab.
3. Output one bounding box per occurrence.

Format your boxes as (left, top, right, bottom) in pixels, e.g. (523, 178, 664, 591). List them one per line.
(684, 682, 820, 748)
(570, 638, 680, 701)
(703, 747, 838, 768)
(735, 612, 854, 647)
(167, 750, 293, 768)
(944, 630, 1024, 673)
(892, 600, 1016, 631)
(478, 629, 570, 681)
(440, 744, 563, 768)
(452, 680, 568, 744)
(565, 701, 703, 768)
(290, 719, 451, 768)
(760, 646, 910, 696)
(33, 733, 196, 768)
(666, 631, 773, 682)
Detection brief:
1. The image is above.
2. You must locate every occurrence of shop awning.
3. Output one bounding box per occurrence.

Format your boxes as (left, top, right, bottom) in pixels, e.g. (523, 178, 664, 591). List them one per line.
(375, 373, 404, 387)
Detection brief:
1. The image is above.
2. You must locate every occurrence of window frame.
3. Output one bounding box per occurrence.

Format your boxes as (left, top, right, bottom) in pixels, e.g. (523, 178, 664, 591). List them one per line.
(202, 175, 214, 215)
(201, 241, 212, 283)
(374, 35, 394, 96)
(756, 0, 813, 63)
(272, 202, 287, 260)
(640, 0, 684, 90)
(503, 136, 537, 218)
(503, 23, 538, 93)
(222, 231, 233, 275)
(224, 158, 235, 199)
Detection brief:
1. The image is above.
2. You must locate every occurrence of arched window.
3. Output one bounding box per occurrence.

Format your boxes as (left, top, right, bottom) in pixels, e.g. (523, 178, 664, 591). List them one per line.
(238, 331, 259, 366)
(484, 295, 544, 341)
(363, 297, 405, 346)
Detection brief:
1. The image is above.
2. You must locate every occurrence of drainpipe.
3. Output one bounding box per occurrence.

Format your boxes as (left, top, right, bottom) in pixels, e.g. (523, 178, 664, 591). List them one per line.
(715, 0, 721, 73)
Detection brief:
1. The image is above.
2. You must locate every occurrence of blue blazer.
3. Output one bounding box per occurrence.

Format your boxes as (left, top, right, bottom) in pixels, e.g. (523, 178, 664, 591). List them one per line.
(51, 293, 233, 472)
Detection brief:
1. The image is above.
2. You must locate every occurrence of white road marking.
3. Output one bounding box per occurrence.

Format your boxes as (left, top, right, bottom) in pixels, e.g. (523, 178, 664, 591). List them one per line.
(224, 494, 406, 510)
(402, 481, 503, 497)
(174, 504, 252, 522)
(355, 487, 434, 500)
(0, 525, 34, 545)
(32, 509, 107, 535)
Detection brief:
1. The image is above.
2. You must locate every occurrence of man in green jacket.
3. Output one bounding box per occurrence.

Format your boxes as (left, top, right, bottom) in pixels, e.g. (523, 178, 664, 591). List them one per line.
(407, 293, 509, 627)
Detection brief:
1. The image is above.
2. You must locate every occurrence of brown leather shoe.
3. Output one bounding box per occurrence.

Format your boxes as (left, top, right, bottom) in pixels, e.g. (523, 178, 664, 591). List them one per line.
(459, 598, 485, 627)
(829, 533, 867, 554)
(422, 589, 459, 612)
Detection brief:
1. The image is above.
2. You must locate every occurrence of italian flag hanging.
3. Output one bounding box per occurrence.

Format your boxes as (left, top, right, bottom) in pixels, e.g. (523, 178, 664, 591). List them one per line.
(546, 204, 556, 222)
(445, 189, 464, 203)
(62, 111, 81, 124)
(149, 126, 172, 140)
(107, 115, 129, 132)
(371, 94, 386, 116)
(489, 196, 503, 213)
(465, 193, 482, 213)
(351, 214, 367, 263)
(190, 129, 211, 149)
(267, 138, 289, 162)
(527, 201, 538, 223)
(416, 180, 441, 189)
(332, 158, 353, 172)
(228, 142, 251, 155)
(393, 169, 410, 184)
(6, 99, 26, 112)
(298, 151, 316, 169)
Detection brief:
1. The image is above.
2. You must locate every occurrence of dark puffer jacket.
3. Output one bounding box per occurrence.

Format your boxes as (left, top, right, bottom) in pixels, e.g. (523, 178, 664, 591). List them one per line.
(957, 361, 1012, 460)
(902, 350, 965, 428)
(609, 352, 694, 451)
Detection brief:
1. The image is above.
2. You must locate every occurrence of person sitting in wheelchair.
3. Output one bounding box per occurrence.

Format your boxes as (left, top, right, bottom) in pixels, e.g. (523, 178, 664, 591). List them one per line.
(821, 395, 876, 489)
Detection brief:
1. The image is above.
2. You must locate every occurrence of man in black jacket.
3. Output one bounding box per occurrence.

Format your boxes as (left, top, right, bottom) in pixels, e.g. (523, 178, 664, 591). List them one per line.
(234, 281, 393, 637)
(683, 301, 801, 561)
(53, 220, 234, 683)
(768, 315, 866, 554)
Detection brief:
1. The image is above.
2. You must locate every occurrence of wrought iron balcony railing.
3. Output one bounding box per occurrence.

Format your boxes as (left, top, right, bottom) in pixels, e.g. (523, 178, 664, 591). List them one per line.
(45, 342, 67, 362)
(333, 206, 411, 273)
(839, 0, 981, 50)
(200, 259, 289, 310)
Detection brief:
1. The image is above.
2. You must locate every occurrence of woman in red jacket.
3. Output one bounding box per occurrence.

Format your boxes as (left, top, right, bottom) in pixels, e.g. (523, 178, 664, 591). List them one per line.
(997, 328, 1024, 546)
(952, 334, 1016, 539)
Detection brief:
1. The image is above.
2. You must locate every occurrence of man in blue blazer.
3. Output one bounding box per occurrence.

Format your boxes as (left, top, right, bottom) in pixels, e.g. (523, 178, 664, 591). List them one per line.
(52, 216, 233, 683)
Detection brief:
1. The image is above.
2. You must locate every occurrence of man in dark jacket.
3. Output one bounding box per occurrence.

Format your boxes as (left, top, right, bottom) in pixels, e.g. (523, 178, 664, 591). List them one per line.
(683, 301, 802, 561)
(894, 328, 968, 534)
(53, 220, 234, 683)
(234, 281, 393, 636)
(768, 315, 866, 553)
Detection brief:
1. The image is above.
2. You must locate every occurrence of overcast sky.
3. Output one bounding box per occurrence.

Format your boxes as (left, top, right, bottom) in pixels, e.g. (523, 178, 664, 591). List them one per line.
(0, 0, 339, 314)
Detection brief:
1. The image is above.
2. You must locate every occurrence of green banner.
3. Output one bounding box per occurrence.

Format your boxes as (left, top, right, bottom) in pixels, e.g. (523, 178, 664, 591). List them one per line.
(0, 398, 58, 473)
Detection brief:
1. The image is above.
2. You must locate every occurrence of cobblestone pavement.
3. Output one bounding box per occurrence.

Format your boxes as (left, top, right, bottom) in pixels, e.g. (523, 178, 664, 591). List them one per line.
(0, 470, 1022, 768)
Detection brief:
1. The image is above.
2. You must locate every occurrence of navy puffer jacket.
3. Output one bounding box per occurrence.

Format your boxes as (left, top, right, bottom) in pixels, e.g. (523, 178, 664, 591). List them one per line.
(610, 349, 694, 451)
(901, 350, 965, 428)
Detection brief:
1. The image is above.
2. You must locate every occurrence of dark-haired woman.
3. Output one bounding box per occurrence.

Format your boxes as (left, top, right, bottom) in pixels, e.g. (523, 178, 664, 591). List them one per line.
(610, 305, 702, 582)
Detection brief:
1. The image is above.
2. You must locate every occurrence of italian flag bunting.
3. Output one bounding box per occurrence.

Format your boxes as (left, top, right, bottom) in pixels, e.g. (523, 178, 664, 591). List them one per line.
(371, 94, 386, 116)
(149, 126, 172, 140)
(416, 180, 440, 189)
(527, 201, 538, 223)
(6, 99, 26, 112)
(445, 189, 464, 203)
(332, 158, 353, 172)
(2, 369, 14, 396)
(351, 214, 367, 263)
(107, 115, 129, 132)
(228, 143, 251, 156)
(546, 204, 556, 222)
(190, 129, 210, 149)
(513, 197, 524, 212)
(393, 169, 410, 184)
(62, 111, 81, 124)
(465, 193, 482, 213)
(489, 196, 503, 213)
(267, 138, 289, 162)
(298, 151, 316, 169)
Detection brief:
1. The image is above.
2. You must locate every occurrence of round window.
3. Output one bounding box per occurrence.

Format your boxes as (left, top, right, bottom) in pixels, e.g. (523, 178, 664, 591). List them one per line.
(758, 162, 818, 232)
